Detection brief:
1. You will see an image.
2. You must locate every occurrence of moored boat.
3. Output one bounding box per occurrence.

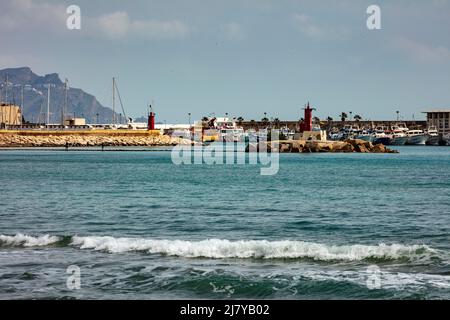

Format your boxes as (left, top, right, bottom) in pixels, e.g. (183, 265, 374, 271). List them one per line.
(426, 126, 440, 146)
(406, 130, 428, 145)
(443, 133, 450, 146)
(390, 133, 408, 145)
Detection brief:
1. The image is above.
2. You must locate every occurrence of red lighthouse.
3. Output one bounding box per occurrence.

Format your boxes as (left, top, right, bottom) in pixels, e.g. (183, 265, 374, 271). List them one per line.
(300, 102, 315, 132)
(148, 105, 155, 130)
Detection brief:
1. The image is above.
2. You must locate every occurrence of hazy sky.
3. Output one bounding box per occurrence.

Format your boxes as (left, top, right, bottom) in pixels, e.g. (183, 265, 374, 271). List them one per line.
(1, 0, 449, 122)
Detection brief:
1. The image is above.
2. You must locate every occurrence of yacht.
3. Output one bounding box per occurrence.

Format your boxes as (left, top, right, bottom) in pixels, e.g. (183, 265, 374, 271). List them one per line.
(406, 130, 428, 145)
(426, 126, 439, 146)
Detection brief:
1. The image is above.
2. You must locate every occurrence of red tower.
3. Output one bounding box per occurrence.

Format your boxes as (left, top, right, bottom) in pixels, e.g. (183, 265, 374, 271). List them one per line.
(300, 102, 315, 132)
(148, 105, 155, 130)
(304, 102, 313, 131)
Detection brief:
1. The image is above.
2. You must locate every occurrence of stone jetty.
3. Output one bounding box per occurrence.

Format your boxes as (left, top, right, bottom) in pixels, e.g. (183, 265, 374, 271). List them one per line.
(247, 139, 398, 153)
(0, 131, 193, 147)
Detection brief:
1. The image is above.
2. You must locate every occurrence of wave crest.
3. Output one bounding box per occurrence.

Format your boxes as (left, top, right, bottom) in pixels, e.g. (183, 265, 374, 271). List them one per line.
(0, 234, 61, 247)
(71, 236, 435, 261)
(0, 234, 437, 262)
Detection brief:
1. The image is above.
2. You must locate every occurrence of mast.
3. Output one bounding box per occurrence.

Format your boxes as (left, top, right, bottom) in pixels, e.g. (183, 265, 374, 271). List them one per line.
(112, 77, 116, 125)
(62, 79, 68, 125)
(21, 85, 24, 109)
(5, 75, 8, 103)
(47, 85, 50, 127)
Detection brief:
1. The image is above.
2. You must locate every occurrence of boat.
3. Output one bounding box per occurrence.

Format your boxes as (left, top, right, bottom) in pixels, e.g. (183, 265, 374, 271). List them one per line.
(390, 132, 408, 145)
(389, 125, 408, 145)
(443, 133, 450, 146)
(355, 130, 374, 142)
(372, 126, 390, 145)
(373, 132, 391, 145)
(426, 126, 440, 146)
(397, 122, 409, 132)
(214, 117, 245, 142)
(406, 130, 428, 145)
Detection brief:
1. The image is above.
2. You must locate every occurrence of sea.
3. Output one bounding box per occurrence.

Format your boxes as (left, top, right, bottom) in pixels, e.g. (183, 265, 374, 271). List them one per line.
(1, 146, 450, 299)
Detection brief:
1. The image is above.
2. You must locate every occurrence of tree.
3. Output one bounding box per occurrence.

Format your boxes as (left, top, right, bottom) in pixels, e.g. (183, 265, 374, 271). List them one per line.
(340, 112, 348, 122)
(327, 116, 333, 122)
(237, 117, 244, 125)
(273, 118, 281, 128)
(354, 114, 362, 122)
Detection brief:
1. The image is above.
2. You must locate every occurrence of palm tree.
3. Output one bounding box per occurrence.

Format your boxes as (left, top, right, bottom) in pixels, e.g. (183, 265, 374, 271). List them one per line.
(237, 116, 244, 126)
(201, 116, 209, 128)
(326, 116, 334, 131)
(340, 112, 348, 122)
(273, 118, 281, 128)
(354, 114, 362, 122)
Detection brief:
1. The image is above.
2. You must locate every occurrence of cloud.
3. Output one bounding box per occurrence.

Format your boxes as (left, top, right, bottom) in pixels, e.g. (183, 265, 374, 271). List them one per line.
(96, 12, 130, 39)
(291, 13, 350, 40)
(393, 37, 450, 63)
(220, 22, 245, 40)
(94, 11, 191, 40)
(292, 14, 323, 38)
(0, 0, 66, 32)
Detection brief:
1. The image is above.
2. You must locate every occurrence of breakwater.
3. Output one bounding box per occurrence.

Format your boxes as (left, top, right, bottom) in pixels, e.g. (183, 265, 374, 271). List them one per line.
(247, 139, 398, 153)
(0, 131, 192, 147)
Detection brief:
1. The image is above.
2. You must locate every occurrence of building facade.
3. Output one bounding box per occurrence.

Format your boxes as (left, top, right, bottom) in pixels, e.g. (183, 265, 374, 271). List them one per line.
(0, 104, 22, 127)
(425, 110, 450, 134)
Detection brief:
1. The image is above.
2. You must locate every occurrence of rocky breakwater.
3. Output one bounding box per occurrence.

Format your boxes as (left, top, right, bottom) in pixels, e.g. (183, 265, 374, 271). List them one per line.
(246, 139, 398, 153)
(0, 133, 193, 147)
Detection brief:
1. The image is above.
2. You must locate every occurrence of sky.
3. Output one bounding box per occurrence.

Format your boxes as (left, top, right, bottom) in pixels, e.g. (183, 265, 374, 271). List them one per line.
(0, 0, 449, 122)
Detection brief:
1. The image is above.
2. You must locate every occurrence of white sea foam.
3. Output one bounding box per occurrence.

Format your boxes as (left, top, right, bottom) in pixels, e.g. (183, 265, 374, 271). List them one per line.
(70, 236, 436, 261)
(297, 269, 450, 290)
(0, 234, 60, 247)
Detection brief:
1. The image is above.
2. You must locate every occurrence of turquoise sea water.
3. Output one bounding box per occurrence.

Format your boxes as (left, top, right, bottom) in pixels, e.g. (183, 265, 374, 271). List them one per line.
(1, 146, 450, 299)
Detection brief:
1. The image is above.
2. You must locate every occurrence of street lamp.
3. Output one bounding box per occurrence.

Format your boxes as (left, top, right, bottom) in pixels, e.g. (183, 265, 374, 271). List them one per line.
(188, 113, 191, 127)
(396, 110, 399, 121)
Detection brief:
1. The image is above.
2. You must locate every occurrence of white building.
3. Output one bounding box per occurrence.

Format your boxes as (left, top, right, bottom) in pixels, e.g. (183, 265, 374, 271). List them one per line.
(424, 110, 450, 134)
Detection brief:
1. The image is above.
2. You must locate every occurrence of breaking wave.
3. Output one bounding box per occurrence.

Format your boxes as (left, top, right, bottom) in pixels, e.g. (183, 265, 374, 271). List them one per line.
(0, 234, 439, 262)
(71, 236, 436, 262)
(0, 234, 61, 247)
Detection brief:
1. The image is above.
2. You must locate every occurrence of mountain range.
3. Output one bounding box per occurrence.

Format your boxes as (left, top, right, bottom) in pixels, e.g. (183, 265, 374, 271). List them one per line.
(0, 67, 125, 124)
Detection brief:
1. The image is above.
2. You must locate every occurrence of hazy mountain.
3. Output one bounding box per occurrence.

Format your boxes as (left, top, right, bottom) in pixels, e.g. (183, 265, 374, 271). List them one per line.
(0, 67, 124, 124)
